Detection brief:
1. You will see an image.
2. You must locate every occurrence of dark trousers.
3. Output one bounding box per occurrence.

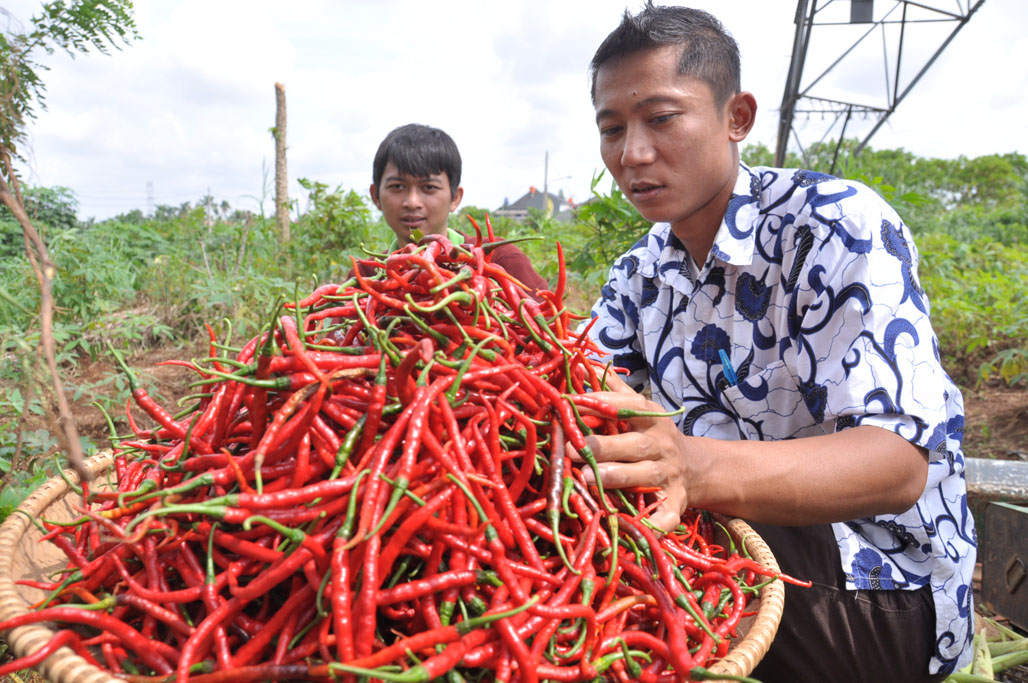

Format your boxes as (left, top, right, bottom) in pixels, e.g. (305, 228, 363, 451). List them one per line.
(745, 522, 947, 683)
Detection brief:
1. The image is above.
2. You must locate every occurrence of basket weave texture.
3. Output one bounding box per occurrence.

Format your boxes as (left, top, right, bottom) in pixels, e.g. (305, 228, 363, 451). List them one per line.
(705, 516, 785, 678)
(0, 452, 783, 683)
(0, 450, 119, 683)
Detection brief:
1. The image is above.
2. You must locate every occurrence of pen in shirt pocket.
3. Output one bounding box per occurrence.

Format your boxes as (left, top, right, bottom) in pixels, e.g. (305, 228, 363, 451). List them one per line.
(718, 349, 738, 387)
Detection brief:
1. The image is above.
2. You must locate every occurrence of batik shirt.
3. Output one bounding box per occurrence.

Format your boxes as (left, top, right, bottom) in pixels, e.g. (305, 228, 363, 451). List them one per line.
(586, 163, 976, 674)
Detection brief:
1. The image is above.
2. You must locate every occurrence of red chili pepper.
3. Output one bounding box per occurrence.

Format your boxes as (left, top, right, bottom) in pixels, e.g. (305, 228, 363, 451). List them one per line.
(0, 607, 174, 674)
(175, 528, 333, 683)
(231, 583, 316, 667)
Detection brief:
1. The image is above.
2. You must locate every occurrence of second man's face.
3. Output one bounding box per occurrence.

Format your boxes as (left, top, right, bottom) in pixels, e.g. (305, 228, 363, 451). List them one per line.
(371, 162, 464, 246)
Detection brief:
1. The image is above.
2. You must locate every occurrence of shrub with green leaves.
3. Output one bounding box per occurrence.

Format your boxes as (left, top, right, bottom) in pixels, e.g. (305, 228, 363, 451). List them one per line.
(919, 233, 1028, 386)
(566, 171, 650, 295)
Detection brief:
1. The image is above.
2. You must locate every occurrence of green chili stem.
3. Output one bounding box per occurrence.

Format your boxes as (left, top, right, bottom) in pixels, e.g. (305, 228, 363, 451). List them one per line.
(404, 290, 473, 314)
(331, 415, 366, 480)
(53, 455, 83, 496)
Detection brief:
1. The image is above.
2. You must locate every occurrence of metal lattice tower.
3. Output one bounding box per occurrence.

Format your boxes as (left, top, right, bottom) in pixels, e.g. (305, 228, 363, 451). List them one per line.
(775, 0, 987, 173)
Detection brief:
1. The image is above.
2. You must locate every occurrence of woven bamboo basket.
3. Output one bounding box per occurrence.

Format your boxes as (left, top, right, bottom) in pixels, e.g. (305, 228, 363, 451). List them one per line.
(0, 452, 784, 682)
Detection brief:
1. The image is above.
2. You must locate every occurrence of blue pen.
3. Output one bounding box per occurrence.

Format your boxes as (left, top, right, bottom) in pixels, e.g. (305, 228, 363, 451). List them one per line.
(718, 349, 738, 386)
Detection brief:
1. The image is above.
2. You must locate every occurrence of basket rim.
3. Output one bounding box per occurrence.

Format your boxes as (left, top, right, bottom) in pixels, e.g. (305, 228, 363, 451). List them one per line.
(705, 515, 786, 678)
(0, 451, 120, 683)
(0, 453, 783, 682)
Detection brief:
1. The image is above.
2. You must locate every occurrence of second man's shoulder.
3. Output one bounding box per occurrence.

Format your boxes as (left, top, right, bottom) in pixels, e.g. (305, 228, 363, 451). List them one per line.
(486, 240, 550, 294)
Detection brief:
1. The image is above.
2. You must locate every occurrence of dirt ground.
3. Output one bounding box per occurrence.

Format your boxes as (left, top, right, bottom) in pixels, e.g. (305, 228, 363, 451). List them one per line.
(60, 345, 199, 448)
(962, 382, 1028, 461)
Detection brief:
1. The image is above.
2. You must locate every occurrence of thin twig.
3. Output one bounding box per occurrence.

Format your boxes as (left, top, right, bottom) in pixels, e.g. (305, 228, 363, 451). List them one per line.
(199, 238, 216, 287)
(0, 148, 89, 482)
(1, 144, 26, 209)
(233, 215, 251, 279)
(9, 367, 35, 476)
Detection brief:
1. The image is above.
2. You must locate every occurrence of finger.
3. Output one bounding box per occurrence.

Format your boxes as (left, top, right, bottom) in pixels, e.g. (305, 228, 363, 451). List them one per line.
(648, 492, 689, 534)
(578, 458, 666, 490)
(580, 390, 663, 415)
(576, 432, 661, 464)
(598, 367, 635, 394)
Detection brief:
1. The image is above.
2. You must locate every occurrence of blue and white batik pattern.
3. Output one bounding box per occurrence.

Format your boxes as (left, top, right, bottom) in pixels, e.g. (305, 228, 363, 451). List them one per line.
(586, 163, 976, 674)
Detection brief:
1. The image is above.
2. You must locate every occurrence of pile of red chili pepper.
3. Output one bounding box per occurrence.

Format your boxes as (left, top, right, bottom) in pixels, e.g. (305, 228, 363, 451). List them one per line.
(0, 225, 805, 683)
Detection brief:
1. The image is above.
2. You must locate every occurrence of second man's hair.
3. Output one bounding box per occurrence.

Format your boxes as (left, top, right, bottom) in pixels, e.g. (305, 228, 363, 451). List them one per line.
(372, 124, 462, 198)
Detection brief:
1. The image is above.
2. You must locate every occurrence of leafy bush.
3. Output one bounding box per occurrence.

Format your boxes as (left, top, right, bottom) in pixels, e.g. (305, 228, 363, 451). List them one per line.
(566, 171, 650, 295)
(0, 186, 81, 258)
(929, 203, 1028, 245)
(296, 178, 374, 257)
(0, 380, 98, 523)
(918, 233, 1028, 386)
(0, 427, 97, 523)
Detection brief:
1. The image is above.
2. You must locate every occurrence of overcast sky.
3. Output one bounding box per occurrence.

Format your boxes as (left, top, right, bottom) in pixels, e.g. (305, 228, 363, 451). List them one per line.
(3, 0, 1025, 222)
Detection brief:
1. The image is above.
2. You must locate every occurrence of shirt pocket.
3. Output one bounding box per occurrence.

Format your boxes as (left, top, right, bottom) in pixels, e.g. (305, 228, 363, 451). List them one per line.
(719, 359, 823, 441)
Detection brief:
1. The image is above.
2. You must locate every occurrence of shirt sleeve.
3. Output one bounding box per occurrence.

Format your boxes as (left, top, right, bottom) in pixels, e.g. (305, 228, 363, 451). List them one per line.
(583, 256, 651, 392)
(787, 183, 962, 463)
(488, 243, 550, 295)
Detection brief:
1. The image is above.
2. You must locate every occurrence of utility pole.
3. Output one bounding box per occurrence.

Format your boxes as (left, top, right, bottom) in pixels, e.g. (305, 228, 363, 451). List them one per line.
(543, 151, 549, 207)
(540, 151, 570, 219)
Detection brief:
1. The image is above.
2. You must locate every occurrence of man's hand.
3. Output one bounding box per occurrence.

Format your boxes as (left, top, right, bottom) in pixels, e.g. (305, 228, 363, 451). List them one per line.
(575, 373, 695, 533)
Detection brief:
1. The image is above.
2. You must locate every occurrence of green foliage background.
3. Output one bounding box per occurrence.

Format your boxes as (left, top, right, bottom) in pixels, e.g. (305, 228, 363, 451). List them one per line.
(0, 141, 1026, 510)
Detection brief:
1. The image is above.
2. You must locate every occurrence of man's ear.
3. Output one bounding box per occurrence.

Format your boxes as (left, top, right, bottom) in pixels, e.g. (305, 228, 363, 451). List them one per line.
(369, 183, 381, 209)
(449, 186, 464, 213)
(727, 91, 757, 143)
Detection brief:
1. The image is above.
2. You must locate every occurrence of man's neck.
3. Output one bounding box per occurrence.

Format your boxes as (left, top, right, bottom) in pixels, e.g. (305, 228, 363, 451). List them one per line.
(670, 156, 740, 267)
(670, 185, 732, 267)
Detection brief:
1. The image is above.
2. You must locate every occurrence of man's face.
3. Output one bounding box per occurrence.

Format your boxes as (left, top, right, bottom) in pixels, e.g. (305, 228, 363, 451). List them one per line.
(593, 45, 748, 246)
(371, 162, 463, 246)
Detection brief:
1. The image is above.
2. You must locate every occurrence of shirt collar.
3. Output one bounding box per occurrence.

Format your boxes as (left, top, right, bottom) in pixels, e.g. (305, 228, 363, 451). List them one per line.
(708, 162, 762, 268)
(646, 162, 763, 289)
(387, 226, 466, 251)
(447, 227, 466, 245)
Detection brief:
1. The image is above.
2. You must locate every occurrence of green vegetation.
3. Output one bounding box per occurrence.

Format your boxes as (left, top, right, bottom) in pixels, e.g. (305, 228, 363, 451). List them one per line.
(0, 142, 1025, 512)
(0, 0, 140, 511)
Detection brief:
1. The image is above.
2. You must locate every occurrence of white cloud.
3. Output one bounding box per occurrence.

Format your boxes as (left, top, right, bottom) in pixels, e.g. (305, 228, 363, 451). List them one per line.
(158, 0, 297, 94)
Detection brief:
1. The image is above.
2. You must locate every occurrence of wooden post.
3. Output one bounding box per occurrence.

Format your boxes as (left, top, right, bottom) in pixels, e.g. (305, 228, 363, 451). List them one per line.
(274, 82, 289, 243)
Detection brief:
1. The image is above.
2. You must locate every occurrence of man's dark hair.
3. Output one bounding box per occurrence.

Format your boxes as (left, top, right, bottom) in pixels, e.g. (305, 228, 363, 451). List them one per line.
(590, 2, 741, 109)
(372, 123, 462, 198)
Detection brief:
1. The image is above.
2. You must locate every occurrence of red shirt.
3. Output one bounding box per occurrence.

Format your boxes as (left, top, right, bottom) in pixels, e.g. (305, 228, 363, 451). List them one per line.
(483, 240, 549, 294)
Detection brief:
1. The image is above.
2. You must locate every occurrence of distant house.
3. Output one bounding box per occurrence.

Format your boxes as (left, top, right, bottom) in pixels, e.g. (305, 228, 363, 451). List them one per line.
(494, 186, 575, 223)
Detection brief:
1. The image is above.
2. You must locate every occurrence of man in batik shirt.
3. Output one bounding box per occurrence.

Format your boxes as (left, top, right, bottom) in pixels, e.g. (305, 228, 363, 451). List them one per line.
(580, 5, 974, 682)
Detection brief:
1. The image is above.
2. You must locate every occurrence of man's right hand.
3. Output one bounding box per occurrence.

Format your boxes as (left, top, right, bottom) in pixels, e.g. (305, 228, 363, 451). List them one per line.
(575, 373, 697, 533)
